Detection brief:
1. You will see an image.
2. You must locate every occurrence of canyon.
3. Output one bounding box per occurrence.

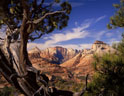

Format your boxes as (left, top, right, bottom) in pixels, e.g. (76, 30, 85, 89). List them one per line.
(28, 40, 115, 82)
(0, 40, 115, 88)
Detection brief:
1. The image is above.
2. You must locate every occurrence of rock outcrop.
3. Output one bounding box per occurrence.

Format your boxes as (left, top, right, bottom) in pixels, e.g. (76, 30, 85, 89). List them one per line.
(28, 47, 41, 54)
(40, 46, 79, 64)
(28, 46, 79, 80)
(28, 40, 115, 82)
(28, 47, 41, 59)
(0, 41, 116, 88)
(29, 46, 79, 64)
(91, 40, 115, 54)
(61, 40, 115, 77)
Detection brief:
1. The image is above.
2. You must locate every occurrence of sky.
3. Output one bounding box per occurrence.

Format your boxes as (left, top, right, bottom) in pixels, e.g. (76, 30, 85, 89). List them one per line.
(0, 0, 123, 50)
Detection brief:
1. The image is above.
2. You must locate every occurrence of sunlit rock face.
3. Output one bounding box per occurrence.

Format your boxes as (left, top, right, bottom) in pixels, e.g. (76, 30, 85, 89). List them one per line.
(61, 40, 115, 77)
(91, 40, 115, 55)
(28, 41, 115, 82)
(39, 46, 79, 64)
(28, 47, 41, 59)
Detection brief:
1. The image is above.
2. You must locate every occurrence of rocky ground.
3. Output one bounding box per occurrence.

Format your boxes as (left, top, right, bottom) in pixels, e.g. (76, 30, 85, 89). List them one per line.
(28, 40, 115, 82)
(0, 40, 115, 92)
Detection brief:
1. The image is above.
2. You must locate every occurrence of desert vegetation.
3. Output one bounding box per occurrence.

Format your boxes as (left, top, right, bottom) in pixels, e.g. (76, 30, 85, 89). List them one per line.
(0, 0, 124, 96)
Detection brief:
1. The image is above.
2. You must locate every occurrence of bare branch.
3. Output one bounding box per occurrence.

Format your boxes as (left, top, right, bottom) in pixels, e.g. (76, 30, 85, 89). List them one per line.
(79, 74, 89, 96)
(28, 10, 65, 24)
(28, 32, 43, 41)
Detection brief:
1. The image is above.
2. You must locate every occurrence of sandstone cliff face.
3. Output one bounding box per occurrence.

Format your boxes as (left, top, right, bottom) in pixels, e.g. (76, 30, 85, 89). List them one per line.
(61, 40, 115, 77)
(28, 46, 79, 80)
(29, 46, 79, 64)
(0, 41, 115, 88)
(28, 47, 41, 54)
(91, 40, 115, 54)
(28, 41, 115, 82)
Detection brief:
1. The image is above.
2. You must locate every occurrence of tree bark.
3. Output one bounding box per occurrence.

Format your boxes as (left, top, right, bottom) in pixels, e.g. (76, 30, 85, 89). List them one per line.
(0, 1, 86, 95)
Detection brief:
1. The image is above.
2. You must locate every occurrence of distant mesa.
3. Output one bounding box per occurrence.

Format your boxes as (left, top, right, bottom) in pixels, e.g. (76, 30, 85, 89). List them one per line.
(94, 40, 106, 44)
(28, 47, 41, 54)
(28, 40, 116, 82)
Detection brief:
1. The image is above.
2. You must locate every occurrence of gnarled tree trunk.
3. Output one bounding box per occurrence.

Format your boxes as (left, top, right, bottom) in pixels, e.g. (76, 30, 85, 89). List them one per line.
(0, 1, 87, 95)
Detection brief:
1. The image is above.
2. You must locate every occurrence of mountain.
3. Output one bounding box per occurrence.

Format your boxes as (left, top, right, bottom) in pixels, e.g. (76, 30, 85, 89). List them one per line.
(61, 40, 115, 76)
(28, 40, 115, 82)
(40, 46, 79, 64)
(29, 46, 79, 64)
(28, 47, 41, 54)
(28, 46, 79, 81)
(0, 41, 115, 88)
(28, 47, 41, 59)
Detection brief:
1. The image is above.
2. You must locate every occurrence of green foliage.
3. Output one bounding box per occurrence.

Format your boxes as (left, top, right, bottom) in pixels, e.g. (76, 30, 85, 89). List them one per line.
(0, 0, 72, 41)
(0, 86, 17, 96)
(85, 36, 124, 96)
(107, 0, 124, 29)
(49, 76, 85, 92)
(55, 79, 84, 92)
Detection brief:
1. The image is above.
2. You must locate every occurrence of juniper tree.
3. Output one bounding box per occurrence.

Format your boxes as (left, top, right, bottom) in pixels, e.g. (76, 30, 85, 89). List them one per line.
(83, 0, 124, 96)
(107, 0, 124, 29)
(0, 0, 87, 96)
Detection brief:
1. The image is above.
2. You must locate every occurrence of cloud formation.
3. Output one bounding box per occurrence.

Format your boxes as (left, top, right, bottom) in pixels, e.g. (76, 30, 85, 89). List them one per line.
(95, 15, 106, 23)
(28, 16, 109, 50)
(43, 22, 90, 47)
(28, 21, 91, 50)
(28, 43, 92, 50)
(55, 43, 92, 50)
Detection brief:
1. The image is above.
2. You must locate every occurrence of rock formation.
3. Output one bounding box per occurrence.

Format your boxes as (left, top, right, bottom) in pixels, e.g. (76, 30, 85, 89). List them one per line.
(61, 40, 115, 77)
(40, 46, 79, 64)
(0, 40, 116, 87)
(28, 40, 115, 82)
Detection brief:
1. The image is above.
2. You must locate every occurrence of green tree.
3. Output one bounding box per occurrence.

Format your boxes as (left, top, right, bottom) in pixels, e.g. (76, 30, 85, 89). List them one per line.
(84, 0, 124, 95)
(85, 47, 124, 96)
(107, 0, 124, 29)
(0, 0, 84, 96)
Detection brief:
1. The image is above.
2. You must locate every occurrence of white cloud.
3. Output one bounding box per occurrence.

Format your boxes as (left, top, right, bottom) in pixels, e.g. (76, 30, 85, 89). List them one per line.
(28, 22, 91, 50)
(97, 31, 107, 40)
(42, 22, 90, 48)
(89, 30, 107, 40)
(80, 44, 92, 49)
(95, 15, 106, 23)
(56, 43, 92, 50)
(75, 21, 78, 26)
(28, 43, 92, 50)
(106, 32, 113, 37)
(108, 38, 120, 45)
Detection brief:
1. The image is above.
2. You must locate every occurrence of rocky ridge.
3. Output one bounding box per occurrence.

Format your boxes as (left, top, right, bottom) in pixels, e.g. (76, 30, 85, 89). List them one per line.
(61, 40, 115, 75)
(28, 40, 115, 82)
(0, 41, 115, 88)
(29, 46, 79, 64)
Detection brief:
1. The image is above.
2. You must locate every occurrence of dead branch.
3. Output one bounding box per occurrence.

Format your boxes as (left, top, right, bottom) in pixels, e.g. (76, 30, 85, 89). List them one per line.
(28, 10, 65, 24)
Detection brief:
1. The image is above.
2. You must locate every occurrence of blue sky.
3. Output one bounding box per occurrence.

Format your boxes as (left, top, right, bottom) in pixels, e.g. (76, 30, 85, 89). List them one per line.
(28, 0, 123, 50)
(0, 0, 122, 50)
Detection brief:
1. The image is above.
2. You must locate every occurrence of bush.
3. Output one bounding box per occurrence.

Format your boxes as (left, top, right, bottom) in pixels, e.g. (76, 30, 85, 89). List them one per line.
(0, 86, 17, 96)
(85, 36, 124, 96)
